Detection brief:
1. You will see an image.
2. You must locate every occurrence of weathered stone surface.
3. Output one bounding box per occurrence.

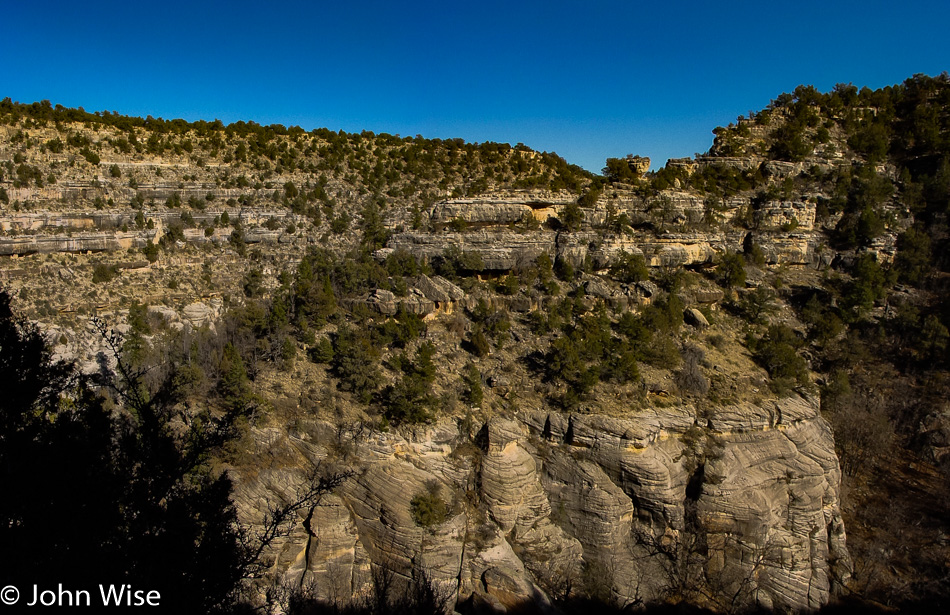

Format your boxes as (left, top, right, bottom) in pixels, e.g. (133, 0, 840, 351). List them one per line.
(181, 300, 223, 327)
(564, 232, 723, 270)
(762, 160, 807, 178)
(918, 407, 950, 463)
(0, 186, 823, 268)
(234, 398, 849, 613)
(701, 404, 850, 611)
(413, 274, 465, 303)
(0, 208, 295, 255)
(300, 493, 373, 602)
(432, 201, 533, 226)
(754, 200, 816, 231)
(690, 287, 725, 304)
(428, 192, 575, 228)
(625, 155, 651, 176)
(387, 230, 557, 271)
(356, 288, 436, 316)
(0, 231, 147, 255)
(685, 307, 709, 328)
(583, 276, 614, 299)
(147, 305, 179, 325)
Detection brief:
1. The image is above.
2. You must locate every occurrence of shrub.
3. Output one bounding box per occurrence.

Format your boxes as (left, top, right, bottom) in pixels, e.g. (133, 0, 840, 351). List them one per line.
(610, 250, 649, 283)
(243, 269, 263, 298)
(280, 337, 296, 368)
(839, 253, 887, 322)
(218, 343, 253, 411)
(381, 343, 436, 424)
(434, 246, 483, 279)
(466, 327, 491, 357)
(494, 273, 520, 295)
(374, 307, 426, 349)
(560, 201, 583, 230)
(554, 255, 575, 281)
(410, 483, 447, 528)
(142, 240, 159, 263)
(79, 147, 100, 165)
(800, 294, 844, 344)
(535, 253, 554, 284)
(731, 287, 776, 324)
(462, 364, 483, 408)
(893, 226, 932, 286)
(716, 251, 747, 288)
(92, 263, 118, 283)
(748, 324, 809, 394)
(330, 213, 350, 234)
(643, 333, 680, 369)
(308, 337, 334, 364)
(331, 327, 381, 403)
(384, 248, 420, 277)
(228, 228, 247, 256)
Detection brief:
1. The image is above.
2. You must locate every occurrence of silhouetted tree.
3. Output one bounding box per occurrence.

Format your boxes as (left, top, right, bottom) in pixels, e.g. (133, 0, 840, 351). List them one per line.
(0, 289, 248, 612)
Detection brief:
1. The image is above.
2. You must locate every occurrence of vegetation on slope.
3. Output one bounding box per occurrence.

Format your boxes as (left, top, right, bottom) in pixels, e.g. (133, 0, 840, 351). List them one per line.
(1, 73, 950, 612)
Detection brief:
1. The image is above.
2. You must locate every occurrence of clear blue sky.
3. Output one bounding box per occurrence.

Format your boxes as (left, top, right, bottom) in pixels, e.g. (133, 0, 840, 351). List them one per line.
(3, 1, 948, 173)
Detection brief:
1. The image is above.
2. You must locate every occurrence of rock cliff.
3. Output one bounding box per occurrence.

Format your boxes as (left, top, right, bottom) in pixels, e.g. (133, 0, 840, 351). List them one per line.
(235, 394, 850, 613)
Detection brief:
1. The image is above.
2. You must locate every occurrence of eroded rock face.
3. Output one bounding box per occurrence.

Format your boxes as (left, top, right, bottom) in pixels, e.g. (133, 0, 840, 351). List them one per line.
(0, 208, 297, 255)
(0, 189, 822, 269)
(387, 230, 557, 271)
(235, 395, 850, 613)
(0, 230, 150, 255)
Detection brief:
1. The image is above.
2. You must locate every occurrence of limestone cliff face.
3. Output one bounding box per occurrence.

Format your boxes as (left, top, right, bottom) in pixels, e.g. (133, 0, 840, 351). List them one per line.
(235, 395, 850, 612)
(0, 209, 297, 255)
(382, 189, 823, 272)
(1, 188, 823, 268)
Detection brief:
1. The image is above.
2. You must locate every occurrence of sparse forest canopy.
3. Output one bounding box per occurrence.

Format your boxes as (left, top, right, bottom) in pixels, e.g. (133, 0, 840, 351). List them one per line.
(0, 97, 596, 197)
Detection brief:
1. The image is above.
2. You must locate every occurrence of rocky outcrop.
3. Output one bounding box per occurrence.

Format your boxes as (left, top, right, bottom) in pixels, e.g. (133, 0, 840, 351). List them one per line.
(429, 192, 575, 226)
(413, 275, 465, 304)
(625, 155, 651, 176)
(356, 288, 435, 316)
(684, 307, 710, 328)
(181, 299, 224, 328)
(0, 189, 821, 267)
(386, 192, 819, 272)
(236, 395, 850, 613)
(0, 208, 297, 255)
(0, 208, 293, 233)
(0, 230, 152, 255)
(387, 230, 557, 271)
(754, 201, 816, 231)
(347, 275, 466, 316)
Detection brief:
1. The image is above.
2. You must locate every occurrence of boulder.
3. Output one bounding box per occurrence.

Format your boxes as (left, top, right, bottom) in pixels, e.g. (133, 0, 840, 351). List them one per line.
(685, 307, 710, 328)
(414, 274, 465, 303)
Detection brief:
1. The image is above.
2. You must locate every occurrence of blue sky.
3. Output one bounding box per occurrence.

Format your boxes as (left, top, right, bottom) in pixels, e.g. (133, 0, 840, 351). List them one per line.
(3, 1, 949, 173)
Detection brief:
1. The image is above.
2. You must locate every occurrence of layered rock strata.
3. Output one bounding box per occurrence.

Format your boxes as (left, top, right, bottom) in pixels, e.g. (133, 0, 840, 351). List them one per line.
(235, 395, 850, 613)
